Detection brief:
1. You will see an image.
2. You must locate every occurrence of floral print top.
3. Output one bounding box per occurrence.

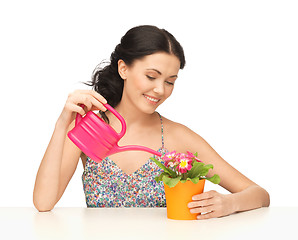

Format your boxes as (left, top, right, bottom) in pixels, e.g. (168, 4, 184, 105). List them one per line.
(82, 112, 168, 208)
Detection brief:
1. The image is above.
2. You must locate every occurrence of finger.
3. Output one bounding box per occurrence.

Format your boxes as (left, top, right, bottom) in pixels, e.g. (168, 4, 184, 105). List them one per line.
(190, 205, 214, 214)
(65, 103, 86, 116)
(192, 190, 217, 201)
(188, 199, 213, 209)
(89, 96, 107, 112)
(196, 211, 217, 220)
(69, 90, 107, 111)
(80, 100, 93, 112)
(69, 93, 91, 107)
(74, 92, 106, 112)
(88, 90, 107, 104)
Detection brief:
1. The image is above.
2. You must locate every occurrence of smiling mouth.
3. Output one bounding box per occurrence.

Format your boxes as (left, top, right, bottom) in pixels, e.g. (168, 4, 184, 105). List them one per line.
(143, 94, 160, 103)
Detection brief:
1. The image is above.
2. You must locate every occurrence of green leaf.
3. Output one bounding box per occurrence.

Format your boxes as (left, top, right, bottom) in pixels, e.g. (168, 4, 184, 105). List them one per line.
(180, 179, 187, 183)
(199, 164, 214, 177)
(154, 172, 168, 183)
(163, 175, 181, 188)
(190, 177, 200, 184)
(150, 157, 167, 171)
(206, 174, 221, 184)
(204, 164, 214, 170)
(159, 172, 168, 181)
(150, 157, 177, 177)
(194, 152, 198, 157)
(188, 161, 204, 178)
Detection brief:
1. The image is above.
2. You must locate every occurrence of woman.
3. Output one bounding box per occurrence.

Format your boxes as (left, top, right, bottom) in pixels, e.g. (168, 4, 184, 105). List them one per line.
(33, 25, 270, 219)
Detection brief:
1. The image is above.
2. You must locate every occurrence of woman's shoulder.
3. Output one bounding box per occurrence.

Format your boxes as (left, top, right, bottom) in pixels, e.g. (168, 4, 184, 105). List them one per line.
(161, 115, 191, 134)
(161, 115, 204, 152)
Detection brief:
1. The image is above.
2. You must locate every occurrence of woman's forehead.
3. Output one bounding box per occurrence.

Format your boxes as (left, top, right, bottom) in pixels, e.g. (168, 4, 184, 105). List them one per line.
(132, 52, 180, 74)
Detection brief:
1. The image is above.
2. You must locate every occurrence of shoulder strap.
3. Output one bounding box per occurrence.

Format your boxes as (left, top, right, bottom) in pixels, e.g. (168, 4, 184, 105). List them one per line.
(156, 112, 165, 149)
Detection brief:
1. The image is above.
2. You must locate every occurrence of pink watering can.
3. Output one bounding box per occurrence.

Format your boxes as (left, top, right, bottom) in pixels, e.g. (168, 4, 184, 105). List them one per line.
(67, 103, 162, 163)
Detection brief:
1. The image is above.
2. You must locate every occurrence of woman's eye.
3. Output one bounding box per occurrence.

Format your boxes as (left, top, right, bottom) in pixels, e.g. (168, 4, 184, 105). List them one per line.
(146, 75, 174, 85)
(146, 75, 155, 80)
(166, 81, 174, 85)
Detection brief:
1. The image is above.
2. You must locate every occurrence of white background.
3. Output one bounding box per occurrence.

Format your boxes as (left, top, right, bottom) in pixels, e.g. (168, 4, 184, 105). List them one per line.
(0, 0, 297, 207)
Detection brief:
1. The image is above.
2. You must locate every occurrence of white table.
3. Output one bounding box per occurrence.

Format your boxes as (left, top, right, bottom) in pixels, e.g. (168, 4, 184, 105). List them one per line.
(0, 207, 296, 239)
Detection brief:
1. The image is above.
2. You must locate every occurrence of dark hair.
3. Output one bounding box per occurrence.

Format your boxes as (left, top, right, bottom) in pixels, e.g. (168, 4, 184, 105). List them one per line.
(86, 25, 186, 123)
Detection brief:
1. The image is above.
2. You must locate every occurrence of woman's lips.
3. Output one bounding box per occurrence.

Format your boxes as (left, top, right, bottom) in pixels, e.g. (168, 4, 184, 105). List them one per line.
(143, 94, 160, 104)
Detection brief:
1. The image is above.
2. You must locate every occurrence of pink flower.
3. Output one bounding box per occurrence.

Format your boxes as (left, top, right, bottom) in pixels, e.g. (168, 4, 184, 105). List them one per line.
(163, 151, 177, 167)
(163, 151, 177, 161)
(177, 154, 193, 173)
(186, 151, 202, 162)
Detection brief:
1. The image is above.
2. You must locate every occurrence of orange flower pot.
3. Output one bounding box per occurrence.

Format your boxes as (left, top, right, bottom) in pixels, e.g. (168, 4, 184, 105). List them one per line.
(164, 179, 205, 220)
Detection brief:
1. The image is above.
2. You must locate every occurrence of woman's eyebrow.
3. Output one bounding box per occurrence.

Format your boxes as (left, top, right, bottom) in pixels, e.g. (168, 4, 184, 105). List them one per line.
(146, 68, 178, 78)
(146, 68, 162, 75)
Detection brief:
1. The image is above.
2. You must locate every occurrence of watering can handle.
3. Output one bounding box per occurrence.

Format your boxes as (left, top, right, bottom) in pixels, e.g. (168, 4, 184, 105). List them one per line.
(103, 103, 127, 138)
(75, 103, 127, 138)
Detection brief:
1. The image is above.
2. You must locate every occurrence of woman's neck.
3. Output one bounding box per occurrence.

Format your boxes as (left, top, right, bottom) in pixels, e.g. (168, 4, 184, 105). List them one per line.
(106, 100, 158, 133)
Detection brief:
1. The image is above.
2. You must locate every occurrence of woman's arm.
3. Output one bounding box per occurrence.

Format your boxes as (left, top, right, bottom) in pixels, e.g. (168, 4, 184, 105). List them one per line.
(232, 184, 270, 212)
(33, 90, 107, 212)
(189, 185, 269, 219)
(169, 122, 270, 219)
(33, 120, 81, 212)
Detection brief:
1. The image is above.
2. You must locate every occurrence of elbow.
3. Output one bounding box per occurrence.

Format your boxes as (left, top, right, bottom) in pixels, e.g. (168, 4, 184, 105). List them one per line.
(253, 185, 270, 208)
(33, 200, 54, 212)
(246, 185, 270, 209)
(33, 195, 55, 212)
(262, 188, 270, 208)
(35, 206, 53, 212)
(33, 201, 54, 212)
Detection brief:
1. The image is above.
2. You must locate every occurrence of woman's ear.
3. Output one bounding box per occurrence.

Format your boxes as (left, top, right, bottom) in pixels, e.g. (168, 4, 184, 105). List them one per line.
(118, 59, 128, 80)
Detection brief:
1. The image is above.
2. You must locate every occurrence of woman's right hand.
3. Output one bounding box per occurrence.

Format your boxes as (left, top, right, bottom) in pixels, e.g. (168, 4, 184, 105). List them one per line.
(57, 89, 107, 129)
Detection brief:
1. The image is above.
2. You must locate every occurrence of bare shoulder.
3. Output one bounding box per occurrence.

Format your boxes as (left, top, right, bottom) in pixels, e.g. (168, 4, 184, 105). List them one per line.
(162, 116, 193, 136)
(161, 115, 207, 153)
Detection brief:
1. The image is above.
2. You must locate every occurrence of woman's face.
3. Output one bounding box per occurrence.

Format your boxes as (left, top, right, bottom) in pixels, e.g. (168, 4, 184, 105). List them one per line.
(119, 52, 181, 113)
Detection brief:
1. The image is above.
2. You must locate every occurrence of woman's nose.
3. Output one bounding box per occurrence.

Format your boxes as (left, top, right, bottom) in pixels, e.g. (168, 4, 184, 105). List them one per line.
(153, 82, 164, 95)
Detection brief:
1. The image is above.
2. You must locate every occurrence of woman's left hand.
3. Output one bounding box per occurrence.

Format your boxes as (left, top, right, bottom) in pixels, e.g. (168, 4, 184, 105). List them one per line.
(187, 190, 236, 220)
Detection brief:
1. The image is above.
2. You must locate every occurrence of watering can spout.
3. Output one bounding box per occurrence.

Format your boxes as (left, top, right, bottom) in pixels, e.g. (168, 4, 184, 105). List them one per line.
(108, 145, 162, 157)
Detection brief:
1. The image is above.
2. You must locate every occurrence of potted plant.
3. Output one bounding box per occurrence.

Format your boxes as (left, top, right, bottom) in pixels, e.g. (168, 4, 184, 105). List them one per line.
(151, 151, 220, 220)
